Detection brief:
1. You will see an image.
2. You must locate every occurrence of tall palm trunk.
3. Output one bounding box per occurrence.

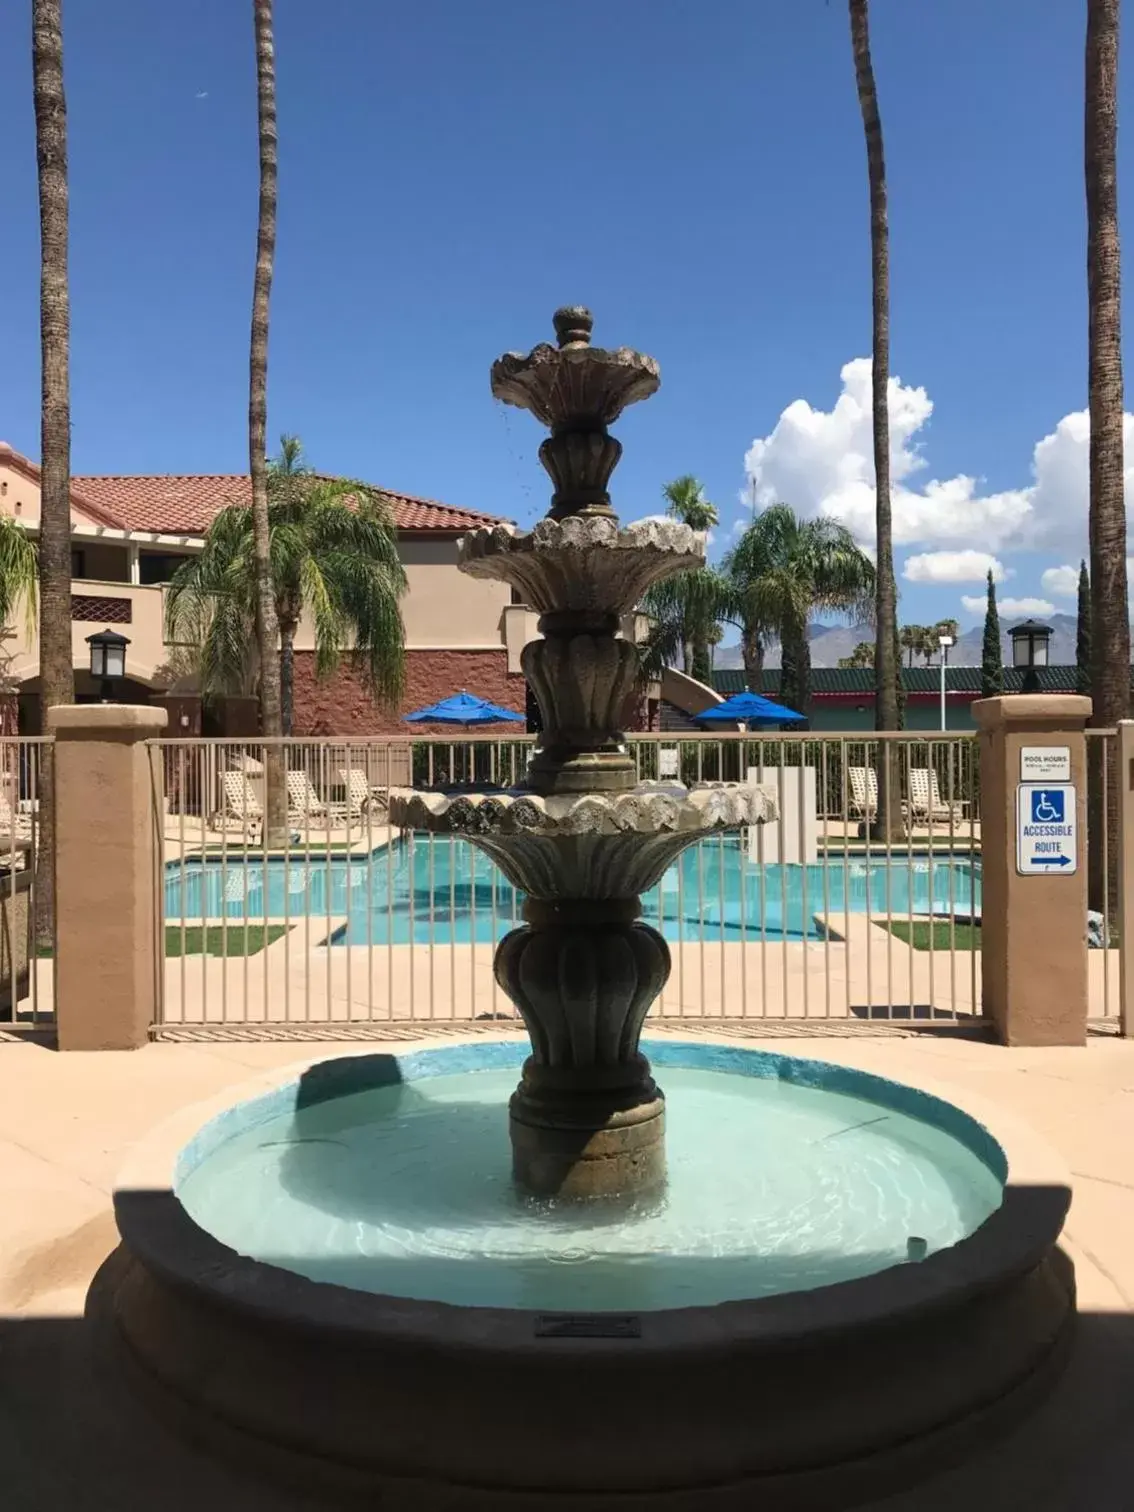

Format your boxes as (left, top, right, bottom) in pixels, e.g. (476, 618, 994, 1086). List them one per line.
(741, 627, 764, 692)
(250, 0, 286, 842)
(691, 630, 712, 687)
(1086, 0, 1128, 916)
(850, 0, 901, 837)
(780, 619, 810, 722)
(32, 0, 75, 949)
(279, 618, 297, 736)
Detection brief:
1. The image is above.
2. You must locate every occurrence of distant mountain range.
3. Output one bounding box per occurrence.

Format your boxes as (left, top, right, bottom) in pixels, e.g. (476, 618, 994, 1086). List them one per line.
(714, 613, 1083, 672)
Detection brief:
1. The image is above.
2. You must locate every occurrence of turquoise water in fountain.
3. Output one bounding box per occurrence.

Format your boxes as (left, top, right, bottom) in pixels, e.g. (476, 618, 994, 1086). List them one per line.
(177, 1044, 1004, 1311)
(165, 835, 981, 946)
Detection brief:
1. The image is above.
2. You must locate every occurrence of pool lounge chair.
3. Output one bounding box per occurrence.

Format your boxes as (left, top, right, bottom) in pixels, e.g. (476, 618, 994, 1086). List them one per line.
(847, 766, 878, 819)
(0, 790, 32, 844)
(336, 767, 388, 821)
(286, 770, 332, 825)
(0, 789, 32, 869)
(212, 771, 263, 835)
(906, 767, 966, 826)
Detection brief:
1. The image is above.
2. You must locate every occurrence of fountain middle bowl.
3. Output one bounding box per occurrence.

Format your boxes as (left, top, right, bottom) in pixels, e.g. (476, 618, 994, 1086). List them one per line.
(106, 1038, 1074, 1509)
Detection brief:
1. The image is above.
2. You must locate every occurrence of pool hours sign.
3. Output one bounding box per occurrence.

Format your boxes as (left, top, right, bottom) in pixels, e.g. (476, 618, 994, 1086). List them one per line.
(1016, 784, 1077, 876)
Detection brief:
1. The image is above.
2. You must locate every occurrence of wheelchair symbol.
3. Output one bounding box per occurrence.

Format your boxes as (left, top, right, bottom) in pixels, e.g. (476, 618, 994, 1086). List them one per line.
(1030, 789, 1064, 824)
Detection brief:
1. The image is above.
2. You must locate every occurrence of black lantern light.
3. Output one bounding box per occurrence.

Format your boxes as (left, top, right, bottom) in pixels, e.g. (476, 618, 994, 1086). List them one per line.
(86, 627, 131, 702)
(1009, 619, 1052, 694)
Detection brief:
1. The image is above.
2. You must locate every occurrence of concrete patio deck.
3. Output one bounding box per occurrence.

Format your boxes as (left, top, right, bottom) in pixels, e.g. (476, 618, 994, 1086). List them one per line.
(2, 1028, 1134, 1508)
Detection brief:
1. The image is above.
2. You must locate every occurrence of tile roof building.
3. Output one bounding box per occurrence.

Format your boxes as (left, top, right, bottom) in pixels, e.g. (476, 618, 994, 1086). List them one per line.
(0, 441, 535, 736)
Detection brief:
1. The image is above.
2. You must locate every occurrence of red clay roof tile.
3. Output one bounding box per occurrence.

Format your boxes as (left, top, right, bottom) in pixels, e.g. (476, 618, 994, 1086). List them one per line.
(67, 472, 507, 536)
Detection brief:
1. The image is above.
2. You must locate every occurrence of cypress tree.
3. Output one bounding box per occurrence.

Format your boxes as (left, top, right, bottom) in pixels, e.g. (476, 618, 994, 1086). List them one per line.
(981, 570, 1003, 698)
(1076, 559, 1092, 696)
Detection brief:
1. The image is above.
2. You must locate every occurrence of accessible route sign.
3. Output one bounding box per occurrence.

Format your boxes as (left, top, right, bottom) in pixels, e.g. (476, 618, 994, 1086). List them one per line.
(1016, 784, 1077, 876)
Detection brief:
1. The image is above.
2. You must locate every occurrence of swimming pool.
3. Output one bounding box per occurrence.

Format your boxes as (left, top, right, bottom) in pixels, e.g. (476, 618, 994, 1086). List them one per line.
(165, 836, 981, 946)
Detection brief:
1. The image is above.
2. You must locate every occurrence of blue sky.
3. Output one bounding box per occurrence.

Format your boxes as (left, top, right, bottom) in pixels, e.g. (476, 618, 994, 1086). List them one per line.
(0, 0, 1126, 632)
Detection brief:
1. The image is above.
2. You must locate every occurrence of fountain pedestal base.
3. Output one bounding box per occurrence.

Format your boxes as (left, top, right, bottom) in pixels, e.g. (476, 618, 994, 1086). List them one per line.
(509, 1056, 665, 1198)
(493, 903, 671, 1198)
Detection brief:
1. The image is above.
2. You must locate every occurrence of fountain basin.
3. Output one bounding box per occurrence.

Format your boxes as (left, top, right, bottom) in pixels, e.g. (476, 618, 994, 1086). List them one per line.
(106, 1039, 1073, 1509)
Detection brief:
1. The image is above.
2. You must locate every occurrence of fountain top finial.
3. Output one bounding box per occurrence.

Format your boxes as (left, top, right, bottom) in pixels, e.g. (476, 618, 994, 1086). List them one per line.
(552, 306, 593, 349)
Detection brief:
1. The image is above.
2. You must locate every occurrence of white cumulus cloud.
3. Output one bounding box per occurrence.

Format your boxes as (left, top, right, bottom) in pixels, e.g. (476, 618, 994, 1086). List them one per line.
(960, 594, 1055, 618)
(903, 550, 1008, 584)
(1040, 565, 1080, 598)
(743, 359, 1134, 555)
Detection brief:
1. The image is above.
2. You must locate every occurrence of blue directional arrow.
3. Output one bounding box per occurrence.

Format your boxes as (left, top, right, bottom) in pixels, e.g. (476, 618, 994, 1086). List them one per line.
(1032, 854, 1072, 868)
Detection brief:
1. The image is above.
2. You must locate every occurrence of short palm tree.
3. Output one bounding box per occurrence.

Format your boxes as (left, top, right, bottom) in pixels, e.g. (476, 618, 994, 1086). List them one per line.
(0, 521, 38, 637)
(640, 566, 729, 686)
(899, 624, 922, 668)
(166, 437, 407, 733)
(662, 474, 718, 534)
(724, 505, 874, 716)
(645, 475, 723, 682)
(839, 641, 875, 670)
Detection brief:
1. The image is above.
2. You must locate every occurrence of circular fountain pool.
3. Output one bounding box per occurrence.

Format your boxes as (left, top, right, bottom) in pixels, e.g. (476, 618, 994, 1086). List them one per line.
(175, 1042, 1004, 1312)
(107, 1040, 1074, 1510)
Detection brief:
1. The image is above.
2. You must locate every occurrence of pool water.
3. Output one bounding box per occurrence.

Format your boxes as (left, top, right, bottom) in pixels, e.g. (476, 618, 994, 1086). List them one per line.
(165, 835, 981, 946)
(177, 1061, 1004, 1310)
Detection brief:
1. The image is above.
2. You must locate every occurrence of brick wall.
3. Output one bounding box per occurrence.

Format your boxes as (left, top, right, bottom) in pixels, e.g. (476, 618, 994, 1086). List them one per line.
(291, 649, 529, 736)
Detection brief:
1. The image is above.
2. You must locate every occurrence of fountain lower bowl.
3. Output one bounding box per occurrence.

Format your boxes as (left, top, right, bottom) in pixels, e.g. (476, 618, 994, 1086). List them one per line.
(105, 1040, 1074, 1510)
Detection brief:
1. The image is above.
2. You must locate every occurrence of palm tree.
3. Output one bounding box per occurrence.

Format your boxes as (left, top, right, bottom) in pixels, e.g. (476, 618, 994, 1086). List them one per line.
(839, 641, 875, 669)
(0, 525, 39, 633)
(899, 624, 923, 668)
(720, 566, 771, 692)
(933, 617, 960, 646)
(250, 0, 285, 838)
(849, 0, 902, 838)
(662, 475, 718, 534)
(653, 475, 721, 681)
(640, 566, 729, 688)
(166, 438, 407, 733)
(724, 505, 874, 716)
(1086, 0, 1128, 915)
(32, 0, 74, 946)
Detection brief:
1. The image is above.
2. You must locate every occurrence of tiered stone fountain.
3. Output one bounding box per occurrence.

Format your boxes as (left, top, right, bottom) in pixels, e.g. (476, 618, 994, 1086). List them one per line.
(106, 308, 1074, 1511)
(391, 306, 776, 1198)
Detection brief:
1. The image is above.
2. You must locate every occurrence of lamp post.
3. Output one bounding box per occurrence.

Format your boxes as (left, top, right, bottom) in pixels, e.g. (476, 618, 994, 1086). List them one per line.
(1009, 619, 1052, 695)
(938, 633, 954, 731)
(86, 628, 130, 703)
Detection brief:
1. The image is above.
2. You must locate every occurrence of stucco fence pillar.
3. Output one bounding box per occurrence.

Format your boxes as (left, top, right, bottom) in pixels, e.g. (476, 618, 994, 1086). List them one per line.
(48, 705, 167, 1051)
(973, 695, 1090, 1047)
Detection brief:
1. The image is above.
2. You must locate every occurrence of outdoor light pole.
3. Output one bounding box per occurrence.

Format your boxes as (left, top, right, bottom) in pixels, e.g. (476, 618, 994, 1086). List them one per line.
(86, 628, 130, 703)
(938, 633, 954, 731)
(1009, 619, 1052, 695)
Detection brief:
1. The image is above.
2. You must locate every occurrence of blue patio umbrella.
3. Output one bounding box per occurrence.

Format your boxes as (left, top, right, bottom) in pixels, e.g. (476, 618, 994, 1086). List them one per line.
(404, 690, 525, 726)
(695, 691, 805, 725)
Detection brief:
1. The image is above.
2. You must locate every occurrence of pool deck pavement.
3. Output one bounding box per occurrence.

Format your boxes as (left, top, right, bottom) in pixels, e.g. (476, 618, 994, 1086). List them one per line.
(2, 1026, 1134, 1509)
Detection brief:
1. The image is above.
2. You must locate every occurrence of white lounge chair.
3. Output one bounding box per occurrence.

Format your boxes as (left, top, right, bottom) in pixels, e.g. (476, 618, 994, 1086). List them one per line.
(0, 788, 31, 870)
(336, 767, 387, 821)
(0, 789, 32, 844)
(847, 766, 878, 819)
(212, 771, 263, 835)
(907, 767, 966, 825)
(286, 770, 331, 824)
